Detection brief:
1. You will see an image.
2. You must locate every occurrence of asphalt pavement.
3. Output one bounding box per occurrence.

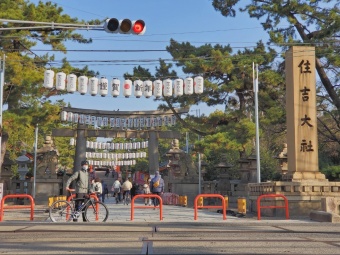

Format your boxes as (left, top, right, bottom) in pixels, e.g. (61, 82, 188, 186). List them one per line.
(1, 196, 340, 254)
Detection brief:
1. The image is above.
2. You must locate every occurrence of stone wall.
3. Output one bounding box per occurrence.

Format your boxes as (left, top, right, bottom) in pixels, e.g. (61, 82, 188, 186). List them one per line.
(248, 180, 340, 217)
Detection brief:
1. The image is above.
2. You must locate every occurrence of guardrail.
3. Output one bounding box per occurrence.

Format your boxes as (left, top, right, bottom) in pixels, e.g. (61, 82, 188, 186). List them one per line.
(257, 194, 289, 220)
(0, 194, 35, 222)
(131, 194, 163, 221)
(194, 194, 226, 220)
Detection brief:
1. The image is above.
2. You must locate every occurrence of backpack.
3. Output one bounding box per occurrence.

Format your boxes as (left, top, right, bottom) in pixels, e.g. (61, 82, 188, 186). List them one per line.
(153, 179, 160, 188)
(94, 184, 99, 192)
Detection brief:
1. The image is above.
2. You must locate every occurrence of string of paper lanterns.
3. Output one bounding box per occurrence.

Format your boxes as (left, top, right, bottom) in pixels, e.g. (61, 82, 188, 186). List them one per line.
(86, 141, 148, 150)
(88, 160, 137, 167)
(86, 151, 147, 160)
(43, 70, 204, 98)
(62, 111, 176, 128)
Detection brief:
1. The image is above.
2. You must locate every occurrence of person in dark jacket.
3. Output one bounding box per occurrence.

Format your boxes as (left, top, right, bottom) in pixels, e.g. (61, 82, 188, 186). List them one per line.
(66, 160, 93, 222)
(150, 171, 164, 208)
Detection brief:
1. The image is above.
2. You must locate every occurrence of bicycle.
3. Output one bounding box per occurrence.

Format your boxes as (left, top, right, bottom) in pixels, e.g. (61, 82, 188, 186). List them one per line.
(49, 190, 109, 222)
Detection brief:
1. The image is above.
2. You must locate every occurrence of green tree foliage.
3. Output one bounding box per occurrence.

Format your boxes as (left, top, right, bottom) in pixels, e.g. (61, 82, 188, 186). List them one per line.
(0, 1, 100, 172)
(212, 0, 340, 159)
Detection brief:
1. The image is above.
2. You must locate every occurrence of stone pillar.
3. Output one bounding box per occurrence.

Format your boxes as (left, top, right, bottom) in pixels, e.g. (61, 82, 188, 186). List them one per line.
(285, 46, 325, 180)
(74, 123, 87, 173)
(148, 131, 159, 175)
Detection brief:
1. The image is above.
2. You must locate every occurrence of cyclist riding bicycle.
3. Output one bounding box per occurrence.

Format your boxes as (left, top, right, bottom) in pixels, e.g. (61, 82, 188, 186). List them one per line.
(121, 178, 132, 205)
(66, 160, 93, 222)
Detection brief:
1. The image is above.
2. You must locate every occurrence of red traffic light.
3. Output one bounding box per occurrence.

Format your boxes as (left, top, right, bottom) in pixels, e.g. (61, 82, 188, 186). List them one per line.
(104, 18, 146, 35)
(132, 20, 146, 35)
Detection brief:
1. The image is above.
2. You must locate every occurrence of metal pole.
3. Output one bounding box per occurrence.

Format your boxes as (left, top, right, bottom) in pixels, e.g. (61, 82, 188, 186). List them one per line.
(186, 132, 189, 154)
(0, 54, 5, 178)
(253, 63, 261, 183)
(197, 109, 201, 194)
(32, 124, 38, 198)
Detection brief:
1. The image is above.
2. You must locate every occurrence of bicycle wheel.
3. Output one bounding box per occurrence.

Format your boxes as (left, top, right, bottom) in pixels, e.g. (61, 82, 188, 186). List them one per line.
(49, 200, 74, 222)
(84, 201, 109, 222)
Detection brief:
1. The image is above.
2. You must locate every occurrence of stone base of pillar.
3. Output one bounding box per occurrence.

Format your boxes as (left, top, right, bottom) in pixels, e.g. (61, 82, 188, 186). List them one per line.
(284, 171, 327, 181)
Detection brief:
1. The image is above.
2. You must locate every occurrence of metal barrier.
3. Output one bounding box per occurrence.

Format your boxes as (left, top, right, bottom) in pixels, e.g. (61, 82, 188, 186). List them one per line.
(257, 194, 289, 220)
(165, 193, 179, 205)
(0, 194, 35, 221)
(194, 194, 226, 220)
(131, 194, 163, 221)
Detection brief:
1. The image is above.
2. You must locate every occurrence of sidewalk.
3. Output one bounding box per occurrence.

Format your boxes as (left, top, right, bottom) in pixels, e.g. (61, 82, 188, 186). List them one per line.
(1, 195, 311, 224)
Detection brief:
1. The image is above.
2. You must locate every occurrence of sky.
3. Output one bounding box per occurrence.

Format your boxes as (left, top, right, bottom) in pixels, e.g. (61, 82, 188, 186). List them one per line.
(29, 0, 269, 116)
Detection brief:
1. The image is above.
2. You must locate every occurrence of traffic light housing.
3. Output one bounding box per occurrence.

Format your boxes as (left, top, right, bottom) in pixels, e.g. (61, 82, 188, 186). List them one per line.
(104, 18, 146, 35)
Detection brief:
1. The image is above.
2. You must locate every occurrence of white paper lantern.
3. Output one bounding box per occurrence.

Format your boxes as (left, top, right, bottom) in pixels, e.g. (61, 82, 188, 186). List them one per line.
(79, 114, 85, 124)
(78, 76, 88, 95)
(115, 118, 121, 128)
(143, 80, 153, 98)
(132, 142, 137, 149)
(163, 78, 173, 97)
(115, 143, 120, 150)
(99, 77, 109, 97)
(97, 117, 103, 127)
(174, 78, 184, 97)
(136, 152, 140, 158)
(109, 118, 115, 128)
(73, 113, 79, 123)
(136, 142, 141, 149)
(153, 79, 162, 98)
(184, 77, 194, 95)
(103, 117, 108, 127)
(121, 118, 126, 129)
(67, 112, 73, 122)
(86, 152, 89, 158)
(88, 160, 93, 165)
(43, 70, 54, 88)
(124, 153, 129, 159)
(194, 76, 204, 94)
(69, 138, 75, 146)
(56, 72, 66, 90)
(89, 77, 98, 96)
(133, 79, 143, 98)
(88, 141, 93, 149)
(85, 115, 91, 125)
(111, 78, 120, 97)
(61, 111, 67, 122)
(67, 74, 77, 93)
(123, 79, 132, 98)
(86, 141, 90, 148)
(91, 116, 97, 126)
(93, 142, 98, 149)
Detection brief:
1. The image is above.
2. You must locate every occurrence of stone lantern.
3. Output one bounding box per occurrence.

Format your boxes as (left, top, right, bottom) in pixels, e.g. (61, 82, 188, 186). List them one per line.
(215, 154, 232, 196)
(16, 150, 31, 180)
(276, 143, 288, 178)
(165, 139, 185, 177)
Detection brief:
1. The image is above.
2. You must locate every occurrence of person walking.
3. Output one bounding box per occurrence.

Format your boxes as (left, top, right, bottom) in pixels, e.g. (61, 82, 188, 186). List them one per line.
(102, 180, 108, 202)
(143, 180, 152, 206)
(92, 177, 102, 201)
(112, 179, 121, 204)
(121, 178, 133, 205)
(150, 171, 164, 209)
(65, 160, 93, 222)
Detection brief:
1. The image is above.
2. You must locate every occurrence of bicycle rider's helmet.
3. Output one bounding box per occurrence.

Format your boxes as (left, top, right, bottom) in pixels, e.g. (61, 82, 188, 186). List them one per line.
(81, 160, 89, 166)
